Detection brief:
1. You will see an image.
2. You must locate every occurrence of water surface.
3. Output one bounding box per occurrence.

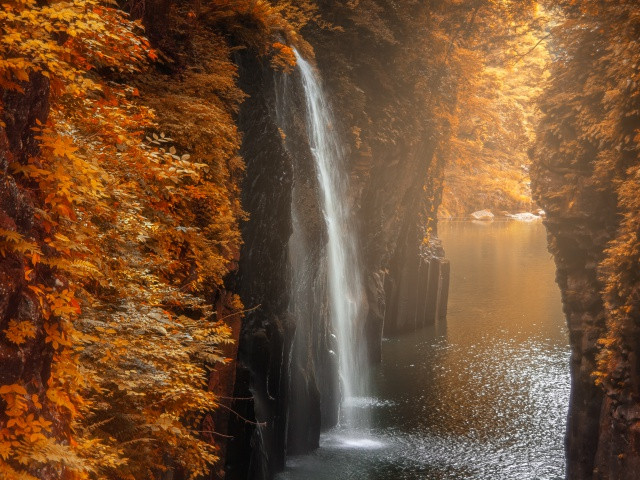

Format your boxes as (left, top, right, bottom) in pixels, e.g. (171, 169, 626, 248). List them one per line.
(278, 220, 569, 480)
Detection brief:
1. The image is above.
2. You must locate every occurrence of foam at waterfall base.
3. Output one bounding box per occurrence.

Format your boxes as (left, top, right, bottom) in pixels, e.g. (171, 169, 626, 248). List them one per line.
(343, 396, 396, 408)
(321, 430, 387, 450)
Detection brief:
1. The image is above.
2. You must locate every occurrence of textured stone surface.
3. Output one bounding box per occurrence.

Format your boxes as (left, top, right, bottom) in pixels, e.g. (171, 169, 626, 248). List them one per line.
(225, 54, 296, 480)
(532, 116, 618, 479)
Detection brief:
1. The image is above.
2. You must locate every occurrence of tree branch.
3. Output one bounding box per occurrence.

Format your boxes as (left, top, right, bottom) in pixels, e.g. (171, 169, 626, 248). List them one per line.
(514, 33, 551, 63)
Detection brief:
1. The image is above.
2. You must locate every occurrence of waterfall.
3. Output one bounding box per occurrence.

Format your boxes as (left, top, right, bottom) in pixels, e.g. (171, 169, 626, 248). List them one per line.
(293, 50, 368, 427)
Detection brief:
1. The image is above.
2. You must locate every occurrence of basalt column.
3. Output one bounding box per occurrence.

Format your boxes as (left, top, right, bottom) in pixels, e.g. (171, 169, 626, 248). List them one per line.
(225, 54, 295, 480)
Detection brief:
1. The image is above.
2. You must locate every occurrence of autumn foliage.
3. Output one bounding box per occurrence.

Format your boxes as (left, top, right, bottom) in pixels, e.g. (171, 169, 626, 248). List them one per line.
(533, 0, 640, 406)
(439, 10, 549, 217)
(0, 0, 313, 479)
(427, 1, 545, 218)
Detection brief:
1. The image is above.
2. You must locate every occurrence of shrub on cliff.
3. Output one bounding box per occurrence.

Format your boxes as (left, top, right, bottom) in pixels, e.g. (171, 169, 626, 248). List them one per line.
(0, 0, 314, 478)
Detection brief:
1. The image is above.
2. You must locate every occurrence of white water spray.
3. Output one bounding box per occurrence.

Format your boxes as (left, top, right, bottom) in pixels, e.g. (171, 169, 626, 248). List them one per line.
(294, 50, 368, 427)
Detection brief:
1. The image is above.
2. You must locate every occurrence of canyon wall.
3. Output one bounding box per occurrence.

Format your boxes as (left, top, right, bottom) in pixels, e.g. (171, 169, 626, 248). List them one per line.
(533, 2, 640, 477)
(532, 128, 615, 478)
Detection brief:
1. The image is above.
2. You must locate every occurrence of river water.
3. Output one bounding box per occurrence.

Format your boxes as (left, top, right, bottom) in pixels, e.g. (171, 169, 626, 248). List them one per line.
(277, 220, 570, 480)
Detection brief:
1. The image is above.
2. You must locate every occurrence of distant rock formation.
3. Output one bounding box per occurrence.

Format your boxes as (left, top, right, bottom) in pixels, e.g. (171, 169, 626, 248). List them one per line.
(506, 212, 541, 222)
(471, 209, 495, 220)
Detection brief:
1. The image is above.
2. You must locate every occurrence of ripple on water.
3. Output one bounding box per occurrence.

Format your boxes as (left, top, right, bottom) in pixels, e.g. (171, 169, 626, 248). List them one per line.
(277, 222, 569, 480)
(343, 397, 397, 409)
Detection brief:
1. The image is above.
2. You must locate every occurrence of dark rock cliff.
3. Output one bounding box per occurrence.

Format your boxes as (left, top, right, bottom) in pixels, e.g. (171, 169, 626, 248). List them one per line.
(225, 52, 341, 480)
(532, 146, 616, 478)
(534, 117, 640, 480)
(225, 53, 296, 480)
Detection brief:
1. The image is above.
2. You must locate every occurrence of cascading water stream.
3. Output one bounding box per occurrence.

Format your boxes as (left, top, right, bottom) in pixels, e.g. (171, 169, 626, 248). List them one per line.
(294, 50, 369, 428)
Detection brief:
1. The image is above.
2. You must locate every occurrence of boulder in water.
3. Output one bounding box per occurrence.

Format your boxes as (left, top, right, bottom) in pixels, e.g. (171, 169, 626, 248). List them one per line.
(507, 212, 541, 222)
(470, 209, 495, 221)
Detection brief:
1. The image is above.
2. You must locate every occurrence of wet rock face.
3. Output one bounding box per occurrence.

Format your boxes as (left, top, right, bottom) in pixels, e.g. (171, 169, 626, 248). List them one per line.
(225, 54, 296, 480)
(226, 54, 340, 479)
(276, 72, 341, 447)
(532, 133, 618, 478)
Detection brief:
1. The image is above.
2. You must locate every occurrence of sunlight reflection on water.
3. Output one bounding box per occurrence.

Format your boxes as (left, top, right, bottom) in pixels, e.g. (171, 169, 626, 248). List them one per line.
(277, 221, 569, 480)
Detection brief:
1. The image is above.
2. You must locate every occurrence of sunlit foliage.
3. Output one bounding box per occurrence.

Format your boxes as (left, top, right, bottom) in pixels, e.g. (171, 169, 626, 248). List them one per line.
(0, 0, 313, 479)
(534, 0, 640, 401)
(436, 1, 548, 217)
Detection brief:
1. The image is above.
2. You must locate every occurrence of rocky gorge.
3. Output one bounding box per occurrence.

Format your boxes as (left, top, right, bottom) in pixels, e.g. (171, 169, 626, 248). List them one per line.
(2, 1, 640, 480)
